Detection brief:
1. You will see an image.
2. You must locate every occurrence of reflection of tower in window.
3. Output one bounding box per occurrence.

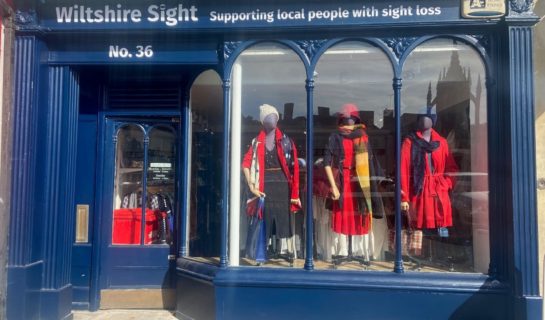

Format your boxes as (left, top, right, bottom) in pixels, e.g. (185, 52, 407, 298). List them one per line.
(427, 46, 483, 175)
(283, 103, 294, 122)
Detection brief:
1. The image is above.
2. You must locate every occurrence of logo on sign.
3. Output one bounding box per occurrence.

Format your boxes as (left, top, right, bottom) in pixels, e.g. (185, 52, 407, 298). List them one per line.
(470, 0, 486, 9)
(462, 0, 505, 18)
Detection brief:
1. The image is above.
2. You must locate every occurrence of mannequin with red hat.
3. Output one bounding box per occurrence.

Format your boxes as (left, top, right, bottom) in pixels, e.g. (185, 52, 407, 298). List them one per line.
(242, 104, 301, 263)
(323, 103, 385, 265)
(400, 106, 458, 242)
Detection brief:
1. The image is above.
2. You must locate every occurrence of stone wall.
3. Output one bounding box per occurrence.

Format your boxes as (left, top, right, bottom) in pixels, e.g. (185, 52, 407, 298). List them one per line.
(0, 13, 13, 320)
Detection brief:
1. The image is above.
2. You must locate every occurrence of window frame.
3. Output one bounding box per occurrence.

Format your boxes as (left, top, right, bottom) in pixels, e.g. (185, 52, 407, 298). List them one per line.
(184, 35, 494, 275)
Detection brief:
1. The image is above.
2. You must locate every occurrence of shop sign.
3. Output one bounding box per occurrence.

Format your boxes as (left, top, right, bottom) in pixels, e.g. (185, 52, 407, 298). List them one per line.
(461, 0, 506, 18)
(149, 163, 173, 182)
(39, 1, 463, 31)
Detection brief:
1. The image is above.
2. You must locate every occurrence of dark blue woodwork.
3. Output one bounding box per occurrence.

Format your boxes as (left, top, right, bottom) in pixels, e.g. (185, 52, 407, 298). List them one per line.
(393, 76, 404, 274)
(219, 78, 230, 268)
(213, 267, 509, 320)
(71, 115, 98, 309)
(505, 21, 542, 320)
(37, 66, 80, 319)
(98, 117, 179, 290)
(175, 260, 217, 320)
(304, 78, 315, 271)
(41, 66, 79, 290)
(7, 35, 43, 320)
(6, 0, 544, 319)
(8, 35, 40, 267)
(179, 93, 190, 258)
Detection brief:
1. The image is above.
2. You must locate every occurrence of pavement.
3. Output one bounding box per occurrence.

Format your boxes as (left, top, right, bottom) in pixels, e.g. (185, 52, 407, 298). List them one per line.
(73, 310, 177, 320)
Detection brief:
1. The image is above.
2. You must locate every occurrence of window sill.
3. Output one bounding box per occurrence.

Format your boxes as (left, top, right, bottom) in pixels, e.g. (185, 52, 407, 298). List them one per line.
(177, 257, 508, 294)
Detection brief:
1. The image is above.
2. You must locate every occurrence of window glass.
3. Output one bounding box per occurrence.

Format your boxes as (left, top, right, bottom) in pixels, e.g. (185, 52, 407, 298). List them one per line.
(188, 70, 223, 261)
(313, 41, 395, 270)
(231, 43, 307, 267)
(146, 126, 177, 246)
(112, 124, 145, 245)
(112, 123, 179, 246)
(401, 38, 489, 273)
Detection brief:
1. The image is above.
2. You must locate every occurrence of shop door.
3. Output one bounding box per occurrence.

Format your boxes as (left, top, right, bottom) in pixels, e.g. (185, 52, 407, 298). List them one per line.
(99, 117, 179, 307)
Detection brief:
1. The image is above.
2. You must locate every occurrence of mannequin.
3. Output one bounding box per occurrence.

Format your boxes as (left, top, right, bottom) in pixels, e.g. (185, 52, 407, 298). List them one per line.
(242, 104, 301, 263)
(400, 106, 458, 257)
(323, 103, 385, 266)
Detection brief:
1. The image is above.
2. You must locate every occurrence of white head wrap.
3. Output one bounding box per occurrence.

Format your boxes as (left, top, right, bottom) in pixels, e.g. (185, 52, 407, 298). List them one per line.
(259, 104, 279, 124)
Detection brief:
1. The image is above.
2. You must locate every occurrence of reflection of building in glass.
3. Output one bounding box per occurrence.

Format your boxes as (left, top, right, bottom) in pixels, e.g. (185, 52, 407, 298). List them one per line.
(428, 50, 483, 176)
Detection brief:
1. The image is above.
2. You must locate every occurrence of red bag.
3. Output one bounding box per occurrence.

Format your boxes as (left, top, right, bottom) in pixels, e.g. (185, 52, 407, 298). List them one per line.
(246, 196, 265, 219)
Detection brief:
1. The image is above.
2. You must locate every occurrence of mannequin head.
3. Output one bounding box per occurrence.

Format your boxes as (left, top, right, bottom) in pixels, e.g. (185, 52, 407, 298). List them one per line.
(338, 103, 361, 126)
(262, 113, 279, 133)
(259, 104, 280, 133)
(416, 106, 436, 132)
(416, 115, 434, 132)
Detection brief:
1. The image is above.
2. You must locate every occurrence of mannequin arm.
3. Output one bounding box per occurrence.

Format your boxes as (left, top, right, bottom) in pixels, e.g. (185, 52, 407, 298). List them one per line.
(324, 165, 340, 200)
(243, 167, 265, 198)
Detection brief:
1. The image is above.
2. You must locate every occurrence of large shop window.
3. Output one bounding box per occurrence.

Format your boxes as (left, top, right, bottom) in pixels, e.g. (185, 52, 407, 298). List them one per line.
(400, 38, 489, 273)
(230, 43, 307, 267)
(225, 37, 489, 273)
(188, 70, 223, 261)
(313, 41, 394, 270)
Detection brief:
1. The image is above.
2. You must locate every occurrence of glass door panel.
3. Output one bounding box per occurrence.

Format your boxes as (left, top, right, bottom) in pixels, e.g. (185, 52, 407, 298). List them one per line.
(147, 125, 177, 245)
(112, 124, 145, 245)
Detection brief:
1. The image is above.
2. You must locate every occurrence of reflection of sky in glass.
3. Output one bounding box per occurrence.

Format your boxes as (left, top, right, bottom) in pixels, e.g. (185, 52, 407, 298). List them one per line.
(314, 41, 393, 128)
(235, 43, 307, 121)
(232, 39, 487, 127)
(402, 39, 487, 125)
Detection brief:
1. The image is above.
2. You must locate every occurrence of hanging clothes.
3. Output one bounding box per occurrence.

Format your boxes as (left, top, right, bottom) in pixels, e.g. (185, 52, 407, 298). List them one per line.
(400, 129, 458, 229)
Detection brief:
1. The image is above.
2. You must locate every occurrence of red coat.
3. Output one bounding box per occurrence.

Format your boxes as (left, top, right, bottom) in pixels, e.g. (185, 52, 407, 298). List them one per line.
(400, 129, 458, 229)
(242, 128, 300, 212)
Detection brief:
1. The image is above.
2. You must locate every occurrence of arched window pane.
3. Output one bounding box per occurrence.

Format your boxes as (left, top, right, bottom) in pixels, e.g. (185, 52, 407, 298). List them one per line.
(313, 41, 395, 270)
(231, 43, 307, 267)
(188, 70, 223, 261)
(401, 38, 489, 273)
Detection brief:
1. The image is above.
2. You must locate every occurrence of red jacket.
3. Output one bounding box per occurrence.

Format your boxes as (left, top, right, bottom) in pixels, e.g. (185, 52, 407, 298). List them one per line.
(401, 129, 458, 229)
(242, 128, 300, 212)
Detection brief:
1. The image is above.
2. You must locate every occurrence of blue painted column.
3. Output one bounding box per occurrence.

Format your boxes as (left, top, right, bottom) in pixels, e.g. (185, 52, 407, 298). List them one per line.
(304, 78, 315, 271)
(179, 91, 191, 257)
(505, 2, 542, 318)
(220, 78, 231, 268)
(39, 66, 80, 319)
(7, 34, 42, 320)
(393, 77, 404, 274)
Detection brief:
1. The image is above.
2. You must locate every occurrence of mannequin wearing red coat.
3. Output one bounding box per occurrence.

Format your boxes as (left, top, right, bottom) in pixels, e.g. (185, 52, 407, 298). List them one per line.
(400, 112, 458, 230)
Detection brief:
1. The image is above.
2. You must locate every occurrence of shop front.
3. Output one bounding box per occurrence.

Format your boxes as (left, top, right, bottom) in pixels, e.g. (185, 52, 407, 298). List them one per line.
(6, 0, 542, 319)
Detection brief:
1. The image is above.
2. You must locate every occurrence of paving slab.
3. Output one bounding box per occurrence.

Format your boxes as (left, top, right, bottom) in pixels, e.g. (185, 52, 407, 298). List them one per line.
(73, 310, 177, 320)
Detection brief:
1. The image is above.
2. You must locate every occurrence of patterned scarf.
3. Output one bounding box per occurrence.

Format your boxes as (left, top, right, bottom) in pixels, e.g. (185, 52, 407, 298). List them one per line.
(338, 125, 373, 216)
(408, 131, 439, 196)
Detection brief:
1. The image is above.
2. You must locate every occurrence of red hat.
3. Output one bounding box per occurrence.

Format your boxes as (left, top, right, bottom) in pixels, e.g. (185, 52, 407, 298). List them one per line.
(340, 103, 360, 120)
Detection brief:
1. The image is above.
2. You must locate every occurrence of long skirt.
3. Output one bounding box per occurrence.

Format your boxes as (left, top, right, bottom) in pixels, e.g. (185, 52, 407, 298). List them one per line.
(331, 168, 370, 235)
(263, 170, 292, 240)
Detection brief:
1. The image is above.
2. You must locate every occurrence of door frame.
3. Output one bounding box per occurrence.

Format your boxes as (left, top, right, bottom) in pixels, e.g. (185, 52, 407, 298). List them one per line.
(90, 110, 183, 310)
